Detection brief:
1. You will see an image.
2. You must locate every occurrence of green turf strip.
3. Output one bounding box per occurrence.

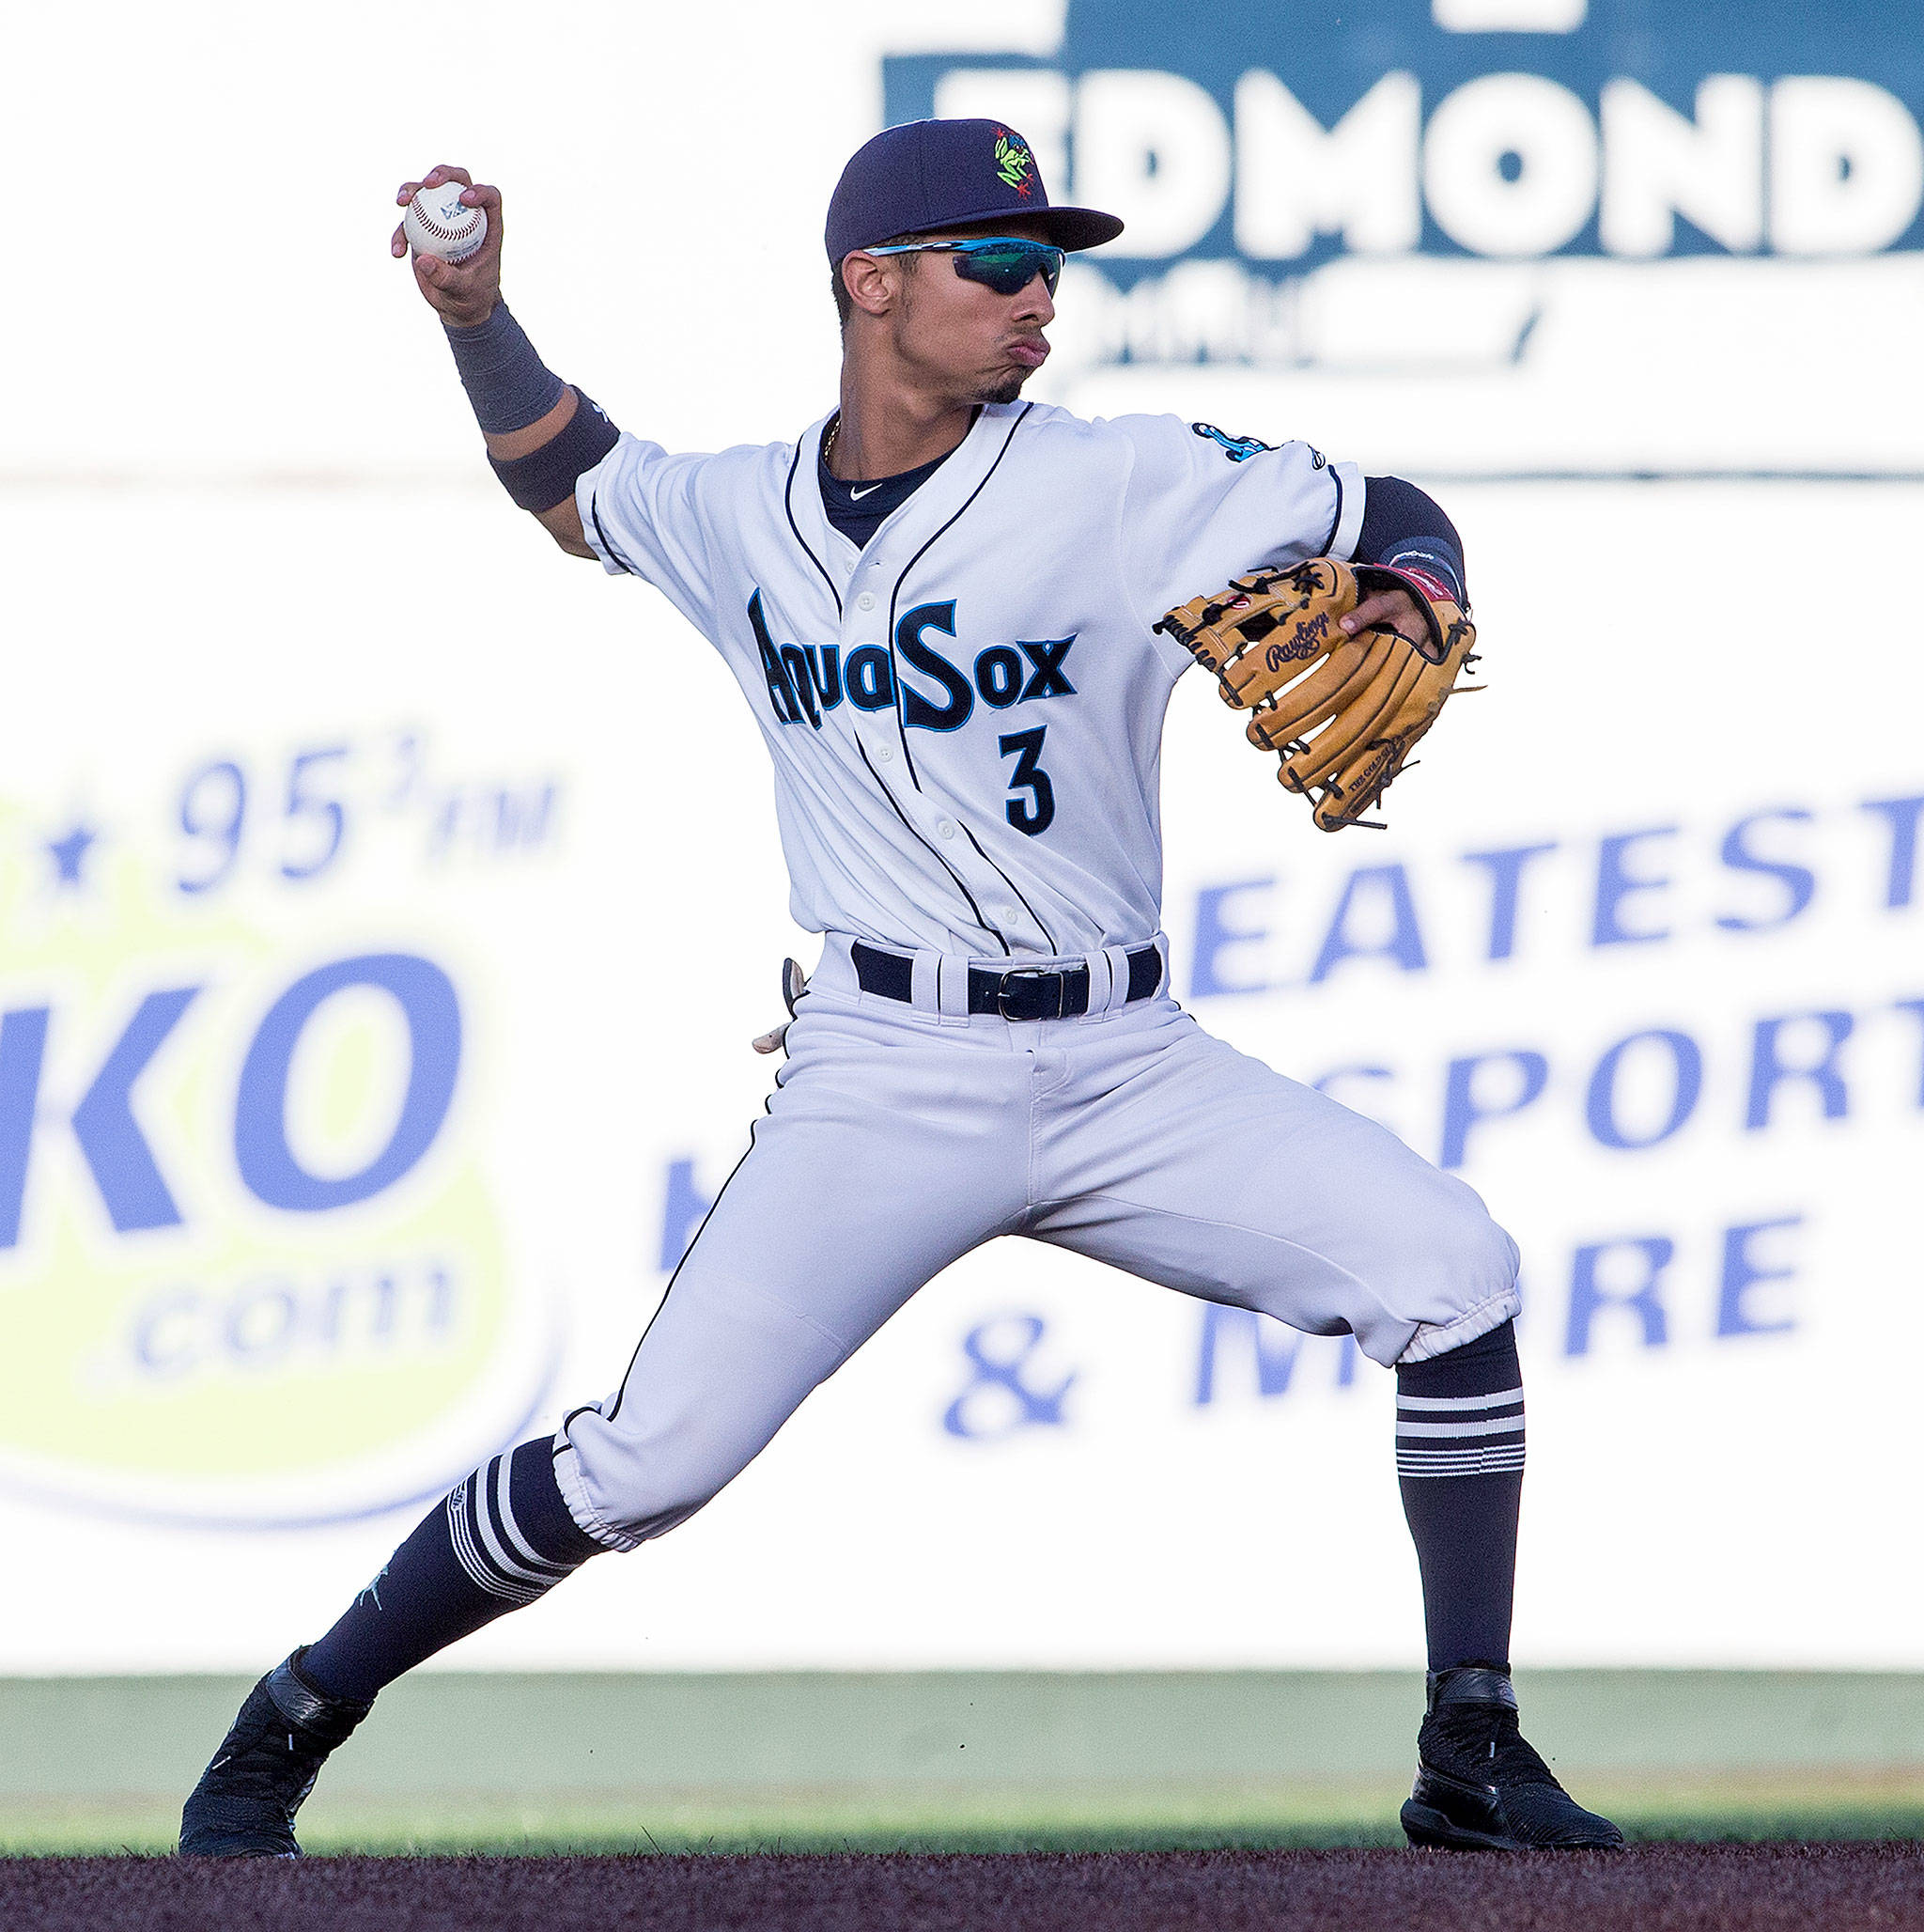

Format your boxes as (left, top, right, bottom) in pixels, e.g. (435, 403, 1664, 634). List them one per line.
(12, 1673, 1924, 1856)
(9, 1776, 1924, 1857)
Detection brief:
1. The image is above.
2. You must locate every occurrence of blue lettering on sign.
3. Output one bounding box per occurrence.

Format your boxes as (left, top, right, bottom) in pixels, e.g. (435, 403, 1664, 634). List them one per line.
(1192, 1309, 1364, 1407)
(1188, 878, 1274, 998)
(1311, 863, 1429, 982)
(1565, 1234, 1673, 1356)
(1440, 1048, 1550, 1170)
(1591, 827, 1678, 947)
(129, 1260, 460, 1380)
(0, 1009, 45, 1247)
(0, 990, 202, 1243)
(1861, 795, 1924, 910)
(1715, 808, 1817, 931)
(943, 1314, 1077, 1440)
(1716, 1216, 1802, 1338)
(0, 954, 461, 1244)
(1744, 1010, 1853, 1130)
(887, 3, 1924, 280)
(1898, 999, 1924, 1106)
(70, 989, 202, 1231)
(1585, 1028, 1703, 1150)
(235, 955, 461, 1213)
(1461, 843, 1558, 962)
(659, 1157, 715, 1270)
(1195, 1303, 1302, 1403)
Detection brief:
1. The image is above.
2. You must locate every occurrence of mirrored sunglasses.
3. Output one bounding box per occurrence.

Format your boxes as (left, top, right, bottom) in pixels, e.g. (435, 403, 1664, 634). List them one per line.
(865, 236, 1065, 297)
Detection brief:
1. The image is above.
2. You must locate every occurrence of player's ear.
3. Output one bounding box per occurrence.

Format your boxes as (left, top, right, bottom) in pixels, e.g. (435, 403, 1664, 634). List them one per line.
(841, 251, 900, 320)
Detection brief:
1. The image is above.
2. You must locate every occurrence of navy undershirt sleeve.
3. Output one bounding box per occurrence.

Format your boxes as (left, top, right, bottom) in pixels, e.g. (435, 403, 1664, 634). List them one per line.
(1356, 475, 1469, 606)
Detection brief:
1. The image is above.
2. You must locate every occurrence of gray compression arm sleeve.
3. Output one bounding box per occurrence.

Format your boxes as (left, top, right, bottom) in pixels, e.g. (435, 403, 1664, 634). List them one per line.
(443, 302, 566, 434)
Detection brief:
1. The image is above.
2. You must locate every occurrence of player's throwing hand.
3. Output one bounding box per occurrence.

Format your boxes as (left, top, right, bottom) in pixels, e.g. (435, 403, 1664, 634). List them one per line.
(392, 164, 503, 328)
(1342, 582, 1430, 652)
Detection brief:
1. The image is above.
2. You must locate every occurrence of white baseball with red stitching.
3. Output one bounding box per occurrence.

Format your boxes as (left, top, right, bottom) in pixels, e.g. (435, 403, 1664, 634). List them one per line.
(403, 182, 486, 264)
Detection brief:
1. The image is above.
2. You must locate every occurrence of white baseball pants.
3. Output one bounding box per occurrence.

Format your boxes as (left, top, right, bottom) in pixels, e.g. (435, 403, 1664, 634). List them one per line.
(554, 935, 1521, 1550)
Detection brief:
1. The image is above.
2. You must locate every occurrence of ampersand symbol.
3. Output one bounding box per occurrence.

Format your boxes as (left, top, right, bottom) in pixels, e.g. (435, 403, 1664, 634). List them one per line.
(941, 1314, 1078, 1441)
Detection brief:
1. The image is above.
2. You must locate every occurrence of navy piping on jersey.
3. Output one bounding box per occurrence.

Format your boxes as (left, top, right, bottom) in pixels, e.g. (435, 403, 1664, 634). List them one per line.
(1318, 468, 1346, 559)
(957, 819, 1059, 954)
(883, 404, 1032, 793)
(878, 405, 1036, 953)
(855, 737, 1011, 955)
(782, 430, 1007, 950)
(588, 490, 640, 577)
(783, 440, 844, 616)
(786, 405, 1086, 957)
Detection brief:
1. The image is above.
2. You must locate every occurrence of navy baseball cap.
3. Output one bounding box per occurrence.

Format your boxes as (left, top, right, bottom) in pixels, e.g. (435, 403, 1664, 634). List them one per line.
(825, 118, 1124, 264)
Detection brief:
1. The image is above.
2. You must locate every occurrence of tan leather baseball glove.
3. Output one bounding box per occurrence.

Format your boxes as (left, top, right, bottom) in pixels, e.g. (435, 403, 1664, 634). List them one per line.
(1156, 558, 1480, 831)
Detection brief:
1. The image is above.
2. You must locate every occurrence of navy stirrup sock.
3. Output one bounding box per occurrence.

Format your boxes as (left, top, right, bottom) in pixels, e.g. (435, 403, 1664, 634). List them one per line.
(1394, 1318, 1525, 1675)
(301, 1438, 603, 1704)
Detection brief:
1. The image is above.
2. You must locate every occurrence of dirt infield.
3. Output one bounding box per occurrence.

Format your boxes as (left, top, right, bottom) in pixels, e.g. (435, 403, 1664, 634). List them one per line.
(7, 1846, 1924, 1932)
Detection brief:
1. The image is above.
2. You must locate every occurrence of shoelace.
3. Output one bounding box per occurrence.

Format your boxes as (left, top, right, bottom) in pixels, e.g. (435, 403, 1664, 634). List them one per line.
(1429, 1705, 1561, 1788)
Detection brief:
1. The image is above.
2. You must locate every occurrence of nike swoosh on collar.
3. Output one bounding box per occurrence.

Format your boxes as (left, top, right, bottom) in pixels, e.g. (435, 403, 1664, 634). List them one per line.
(848, 483, 885, 500)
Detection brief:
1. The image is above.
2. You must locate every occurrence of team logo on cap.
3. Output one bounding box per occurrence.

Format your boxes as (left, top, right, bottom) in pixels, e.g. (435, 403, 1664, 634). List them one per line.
(992, 128, 1035, 197)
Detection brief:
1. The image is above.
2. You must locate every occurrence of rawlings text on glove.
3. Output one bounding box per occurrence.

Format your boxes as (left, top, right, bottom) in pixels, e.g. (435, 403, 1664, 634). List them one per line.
(1155, 559, 1479, 832)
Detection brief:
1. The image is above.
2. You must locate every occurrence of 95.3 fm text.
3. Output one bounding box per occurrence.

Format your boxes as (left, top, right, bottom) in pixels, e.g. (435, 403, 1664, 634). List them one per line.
(172, 733, 563, 895)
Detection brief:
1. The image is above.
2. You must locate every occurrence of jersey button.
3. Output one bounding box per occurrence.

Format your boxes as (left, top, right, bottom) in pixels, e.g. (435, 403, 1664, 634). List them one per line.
(937, 818, 955, 839)
(876, 745, 893, 762)
(856, 591, 877, 612)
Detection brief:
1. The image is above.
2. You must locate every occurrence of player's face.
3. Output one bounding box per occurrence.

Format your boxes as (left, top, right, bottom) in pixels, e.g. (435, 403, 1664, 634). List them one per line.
(889, 217, 1059, 407)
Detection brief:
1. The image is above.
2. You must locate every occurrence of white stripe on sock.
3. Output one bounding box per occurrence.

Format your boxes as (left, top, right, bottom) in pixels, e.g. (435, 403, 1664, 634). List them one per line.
(446, 1474, 545, 1605)
(1397, 1448, 1528, 1477)
(1395, 1387, 1525, 1412)
(1396, 1416, 1528, 1439)
(490, 1455, 573, 1581)
(469, 1458, 560, 1593)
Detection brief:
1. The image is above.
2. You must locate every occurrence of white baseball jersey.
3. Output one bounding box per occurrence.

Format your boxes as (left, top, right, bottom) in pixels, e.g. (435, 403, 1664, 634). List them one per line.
(577, 402, 1365, 958)
(552, 397, 1517, 1555)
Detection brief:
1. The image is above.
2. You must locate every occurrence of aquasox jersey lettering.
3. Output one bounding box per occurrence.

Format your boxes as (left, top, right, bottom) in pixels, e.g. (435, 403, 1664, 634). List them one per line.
(578, 402, 1365, 958)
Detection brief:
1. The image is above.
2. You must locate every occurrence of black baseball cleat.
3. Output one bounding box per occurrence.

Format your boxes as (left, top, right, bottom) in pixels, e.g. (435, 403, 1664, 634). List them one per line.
(178, 1648, 373, 1856)
(1400, 1666, 1624, 1851)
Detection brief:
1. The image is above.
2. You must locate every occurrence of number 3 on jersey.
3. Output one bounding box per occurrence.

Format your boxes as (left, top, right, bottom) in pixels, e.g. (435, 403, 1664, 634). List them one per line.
(999, 727, 1055, 836)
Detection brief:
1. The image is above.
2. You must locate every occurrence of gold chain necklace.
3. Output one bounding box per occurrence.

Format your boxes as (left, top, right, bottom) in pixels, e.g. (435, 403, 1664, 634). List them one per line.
(822, 413, 842, 465)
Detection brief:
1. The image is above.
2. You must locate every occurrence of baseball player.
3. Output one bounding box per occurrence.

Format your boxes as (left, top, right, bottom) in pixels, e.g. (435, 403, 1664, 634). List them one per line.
(181, 120, 1621, 1857)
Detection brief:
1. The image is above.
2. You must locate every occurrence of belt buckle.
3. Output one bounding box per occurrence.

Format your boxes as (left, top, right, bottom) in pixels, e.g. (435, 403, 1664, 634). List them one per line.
(997, 968, 1060, 1022)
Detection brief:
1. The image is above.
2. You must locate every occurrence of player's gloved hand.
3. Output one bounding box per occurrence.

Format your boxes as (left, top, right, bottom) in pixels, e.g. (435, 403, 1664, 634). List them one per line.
(392, 164, 503, 328)
(1155, 558, 1480, 832)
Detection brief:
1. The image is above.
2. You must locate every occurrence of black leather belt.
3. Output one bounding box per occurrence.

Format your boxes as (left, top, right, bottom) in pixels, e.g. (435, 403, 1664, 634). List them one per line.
(851, 941, 1163, 1021)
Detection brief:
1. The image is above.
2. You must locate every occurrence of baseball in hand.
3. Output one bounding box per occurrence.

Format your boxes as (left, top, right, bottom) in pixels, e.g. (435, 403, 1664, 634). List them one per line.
(403, 182, 486, 264)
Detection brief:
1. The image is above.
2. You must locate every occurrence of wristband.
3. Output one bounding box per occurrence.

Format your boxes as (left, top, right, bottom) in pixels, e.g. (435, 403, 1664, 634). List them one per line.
(489, 389, 621, 512)
(444, 302, 566, 434)
(1355, 475, 1469, 607)
(1380, 543, 1467, 612)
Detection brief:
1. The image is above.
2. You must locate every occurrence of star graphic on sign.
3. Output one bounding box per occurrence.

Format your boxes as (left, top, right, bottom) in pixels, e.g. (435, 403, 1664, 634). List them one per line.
(46, 822, 99, 889)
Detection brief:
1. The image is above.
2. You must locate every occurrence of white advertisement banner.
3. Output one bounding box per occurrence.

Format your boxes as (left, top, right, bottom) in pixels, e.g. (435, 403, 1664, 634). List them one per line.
(1, 0, 1918, 1672)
